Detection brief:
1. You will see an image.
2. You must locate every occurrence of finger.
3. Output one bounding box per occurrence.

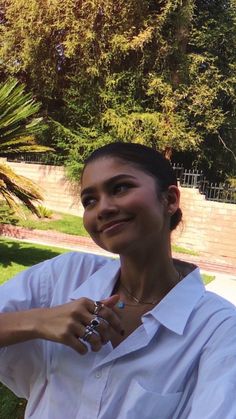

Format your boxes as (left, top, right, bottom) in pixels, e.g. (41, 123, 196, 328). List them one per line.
(91, 317, 110, 344)
(98, 305, 123, 335)
(79, 297, 123, 336)
(87, 330, 103, 352)
(85, 295, 120, 318)
(79, 326, 103, 352)
(68, 336, 88, 355)
(102, 294, 120, 308)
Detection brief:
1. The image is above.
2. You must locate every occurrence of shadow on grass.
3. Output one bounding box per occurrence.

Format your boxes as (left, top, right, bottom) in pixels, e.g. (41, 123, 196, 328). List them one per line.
(0, 239, 66, 268)
(0, 383, 26, 419)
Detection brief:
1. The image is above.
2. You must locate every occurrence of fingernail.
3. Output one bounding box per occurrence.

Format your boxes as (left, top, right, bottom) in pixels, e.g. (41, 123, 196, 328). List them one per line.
(120, 330, 125, 336)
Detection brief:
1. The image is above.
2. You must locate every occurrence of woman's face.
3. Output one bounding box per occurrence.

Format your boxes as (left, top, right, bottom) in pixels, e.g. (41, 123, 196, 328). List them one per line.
(81, 157, 178, 255)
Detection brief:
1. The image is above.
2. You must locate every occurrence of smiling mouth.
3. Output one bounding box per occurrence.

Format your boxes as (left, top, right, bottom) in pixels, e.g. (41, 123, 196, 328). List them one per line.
(99, 218, 133, 233)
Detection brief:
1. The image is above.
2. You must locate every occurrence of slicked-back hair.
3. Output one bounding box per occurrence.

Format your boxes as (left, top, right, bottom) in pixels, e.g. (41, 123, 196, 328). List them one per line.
(83, 142, 182, 231)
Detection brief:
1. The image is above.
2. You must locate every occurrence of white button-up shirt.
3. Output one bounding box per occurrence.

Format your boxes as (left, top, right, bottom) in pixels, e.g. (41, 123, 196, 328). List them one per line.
(0, 252, 236, 419)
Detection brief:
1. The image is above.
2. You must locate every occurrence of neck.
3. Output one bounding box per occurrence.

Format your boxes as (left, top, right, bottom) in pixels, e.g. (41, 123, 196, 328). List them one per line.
(119, 246, 181, 303)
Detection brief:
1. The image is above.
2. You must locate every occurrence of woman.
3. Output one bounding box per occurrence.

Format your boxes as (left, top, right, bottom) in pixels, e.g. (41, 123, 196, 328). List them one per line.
(0, 142, 236, 419)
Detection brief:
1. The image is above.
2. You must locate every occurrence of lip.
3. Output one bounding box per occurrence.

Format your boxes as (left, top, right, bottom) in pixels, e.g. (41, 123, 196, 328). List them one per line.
(99, 218, 133, 233)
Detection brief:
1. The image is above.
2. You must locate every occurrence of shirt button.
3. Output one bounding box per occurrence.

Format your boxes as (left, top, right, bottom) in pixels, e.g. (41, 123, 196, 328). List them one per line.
(95, 370, 102, 379)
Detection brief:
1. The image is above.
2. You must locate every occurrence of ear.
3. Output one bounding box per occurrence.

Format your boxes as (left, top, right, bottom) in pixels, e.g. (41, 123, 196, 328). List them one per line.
(165, 185, 180, 215)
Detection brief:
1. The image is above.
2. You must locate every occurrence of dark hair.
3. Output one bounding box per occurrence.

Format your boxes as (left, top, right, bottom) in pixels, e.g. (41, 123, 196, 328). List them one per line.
(83, 142, 182, 231)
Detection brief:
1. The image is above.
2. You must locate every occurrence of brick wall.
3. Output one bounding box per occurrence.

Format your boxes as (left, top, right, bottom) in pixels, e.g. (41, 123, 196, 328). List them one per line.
(6, 161, 83, 216)
(5, 161, 236, 264)
(172, 187, 236, 264)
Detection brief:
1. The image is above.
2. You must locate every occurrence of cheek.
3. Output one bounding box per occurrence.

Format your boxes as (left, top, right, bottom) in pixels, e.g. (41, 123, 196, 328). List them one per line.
(82, 212, 92, 234)
(127, 192, 160, 212)
(83, 211, 99, 238)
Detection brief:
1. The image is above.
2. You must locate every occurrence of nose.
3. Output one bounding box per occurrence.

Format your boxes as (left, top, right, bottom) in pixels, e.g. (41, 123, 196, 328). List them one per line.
(97, 195, 119, 220)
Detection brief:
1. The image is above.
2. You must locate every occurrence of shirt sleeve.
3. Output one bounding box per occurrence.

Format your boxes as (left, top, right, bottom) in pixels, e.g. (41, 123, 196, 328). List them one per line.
(0, 251, 111, 398)
(187, 315, 236, 418)
(0, 258, 55, 312)
(0, 256, 61, 398)
(0, 250, 109, 312)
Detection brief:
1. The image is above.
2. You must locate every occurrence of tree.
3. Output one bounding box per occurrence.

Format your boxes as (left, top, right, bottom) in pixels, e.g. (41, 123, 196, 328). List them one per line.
(0, 0, 235, 180)
(0, 79, 49, 215)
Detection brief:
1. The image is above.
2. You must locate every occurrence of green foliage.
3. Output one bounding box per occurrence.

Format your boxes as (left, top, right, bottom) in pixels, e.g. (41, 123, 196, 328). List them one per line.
(0, 201, 19, 224)
(228, 177, 236, 187)
(36, 205, 53, 219)
(0, 79, 52, 215)
(0, 383, 26, 419)
(0, 161, 43, 217)
(0, 0, 235, 179)
(0, 79, 48, 154)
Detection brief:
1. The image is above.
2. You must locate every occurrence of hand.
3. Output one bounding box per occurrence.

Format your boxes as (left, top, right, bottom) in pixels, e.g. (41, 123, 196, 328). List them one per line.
(34, 294, 122, 354)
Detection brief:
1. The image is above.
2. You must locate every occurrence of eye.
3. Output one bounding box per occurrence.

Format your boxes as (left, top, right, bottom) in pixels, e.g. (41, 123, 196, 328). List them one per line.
(113, 183, 132, 194)
(82, 196, 97, 209)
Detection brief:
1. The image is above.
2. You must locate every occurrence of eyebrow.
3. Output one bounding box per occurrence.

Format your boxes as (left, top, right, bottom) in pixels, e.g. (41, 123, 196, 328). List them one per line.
(80, 174, 137, 198)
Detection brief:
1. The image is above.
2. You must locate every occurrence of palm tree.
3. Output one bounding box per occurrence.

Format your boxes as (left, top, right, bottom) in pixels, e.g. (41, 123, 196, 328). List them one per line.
(0, 79, 51, 216)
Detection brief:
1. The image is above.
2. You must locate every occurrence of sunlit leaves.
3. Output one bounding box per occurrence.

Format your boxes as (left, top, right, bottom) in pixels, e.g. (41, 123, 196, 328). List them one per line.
(0, 0, 235, 179)
(0, 79, 49, 213)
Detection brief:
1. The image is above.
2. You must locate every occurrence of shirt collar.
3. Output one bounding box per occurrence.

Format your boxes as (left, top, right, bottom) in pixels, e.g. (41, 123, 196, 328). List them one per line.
(144, 268, 205, 335)
(69, 258, 120, 302)
(69, 260, 205, 336)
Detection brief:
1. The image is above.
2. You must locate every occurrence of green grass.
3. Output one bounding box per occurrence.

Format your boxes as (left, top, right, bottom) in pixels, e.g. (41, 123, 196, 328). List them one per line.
(201, 273, 215, 285)
(172, 244, 199, 256)
(0, 237, 69, 284)
(0, 383, 26, 419)
(17, 211, 88, 237)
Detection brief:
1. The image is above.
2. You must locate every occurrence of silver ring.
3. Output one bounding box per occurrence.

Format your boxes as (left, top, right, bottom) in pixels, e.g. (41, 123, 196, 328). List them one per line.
(82, 330, 93, 341)
(89, 316, 101, 328)
(82, 325, 99, 342)
(94, 301, 104, 315)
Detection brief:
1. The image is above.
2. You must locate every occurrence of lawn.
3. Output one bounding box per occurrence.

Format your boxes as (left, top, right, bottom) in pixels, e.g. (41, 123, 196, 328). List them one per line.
(17, 210, 88, 237)
(0, 237, 69, 284)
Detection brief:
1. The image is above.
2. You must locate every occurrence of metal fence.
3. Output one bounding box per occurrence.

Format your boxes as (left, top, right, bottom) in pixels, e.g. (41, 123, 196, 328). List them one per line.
(7, 153, 62, 166)
(203, 183, 236, 204)
(172, 164, 236, 205)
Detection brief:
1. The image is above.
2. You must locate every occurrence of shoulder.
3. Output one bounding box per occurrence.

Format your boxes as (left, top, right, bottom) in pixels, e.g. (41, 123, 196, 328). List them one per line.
(174, 268, 236, 341)
(181, 266, 236, 319)
(27, 250, 115, 292)
(0, 251, 114, 310)
(194, 288, 236, 357)
(45, 251, 114, 287)
(200, 288, 236, 319)
(45, 250, 112, 273)
(41, 251, 119, 306)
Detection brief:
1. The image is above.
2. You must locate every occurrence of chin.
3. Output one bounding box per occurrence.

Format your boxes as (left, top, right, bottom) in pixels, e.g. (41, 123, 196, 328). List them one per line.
(92, 236, 134, 255)
(99, 242, 126, 255)
(106, 240, 141, 256)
